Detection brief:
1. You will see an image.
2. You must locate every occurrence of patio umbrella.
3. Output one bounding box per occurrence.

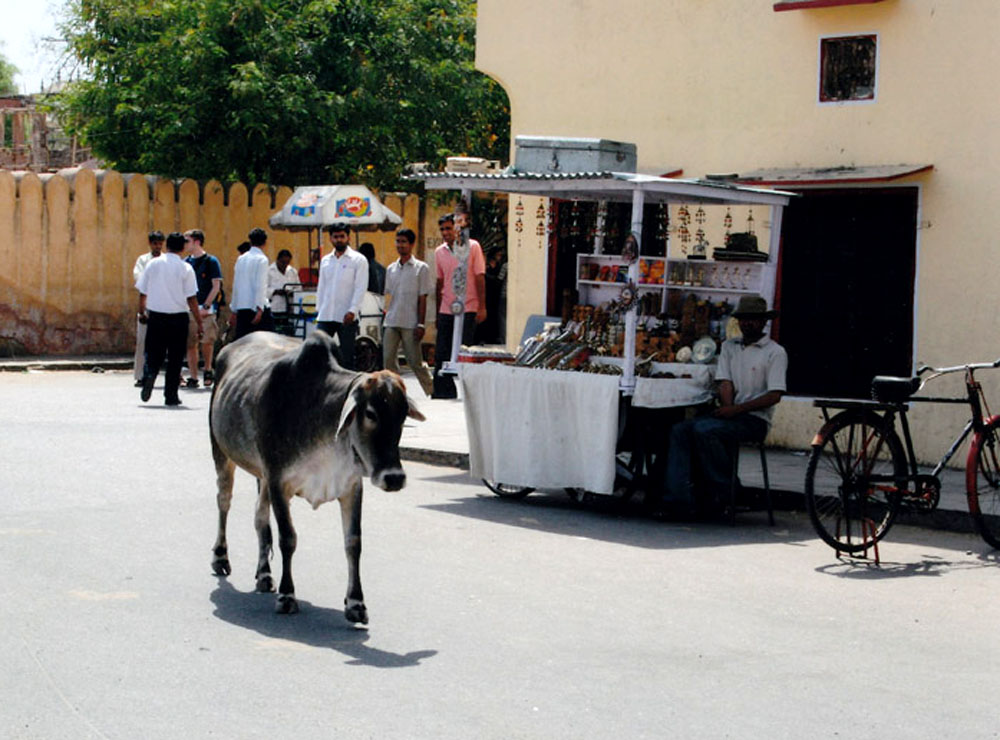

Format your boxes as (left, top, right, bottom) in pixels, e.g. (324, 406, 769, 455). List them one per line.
(269, 184, 404, 280)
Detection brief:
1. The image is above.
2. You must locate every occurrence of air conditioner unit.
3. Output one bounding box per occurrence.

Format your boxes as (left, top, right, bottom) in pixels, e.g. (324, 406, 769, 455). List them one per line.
(445, 156, 501, 174)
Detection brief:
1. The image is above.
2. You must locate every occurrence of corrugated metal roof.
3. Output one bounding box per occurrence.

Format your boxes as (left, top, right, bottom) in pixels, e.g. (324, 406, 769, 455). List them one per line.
(410, 170, 618, 181)
(406, 170, 794, 206)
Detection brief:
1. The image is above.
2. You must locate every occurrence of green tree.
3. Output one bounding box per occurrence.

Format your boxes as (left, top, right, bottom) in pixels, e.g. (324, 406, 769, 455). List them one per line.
(54, 0, 509, 189)
(0, 45, 18, 95)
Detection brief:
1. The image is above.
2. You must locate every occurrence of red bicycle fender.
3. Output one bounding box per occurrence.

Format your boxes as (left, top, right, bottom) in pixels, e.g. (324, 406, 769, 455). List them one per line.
(966, 414, 1000, 512)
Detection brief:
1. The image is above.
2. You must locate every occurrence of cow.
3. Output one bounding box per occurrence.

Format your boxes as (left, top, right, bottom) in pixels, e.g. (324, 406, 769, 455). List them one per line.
(208, 330, 425, 624)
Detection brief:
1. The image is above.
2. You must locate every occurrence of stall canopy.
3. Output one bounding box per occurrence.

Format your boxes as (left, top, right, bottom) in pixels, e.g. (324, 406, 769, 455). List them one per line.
(409, 169, 794, 390)
(269, 184, 402, 231)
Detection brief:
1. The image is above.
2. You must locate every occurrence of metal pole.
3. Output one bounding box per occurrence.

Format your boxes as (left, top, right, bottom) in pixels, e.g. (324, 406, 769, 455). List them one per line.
(622, 188, 645, 392)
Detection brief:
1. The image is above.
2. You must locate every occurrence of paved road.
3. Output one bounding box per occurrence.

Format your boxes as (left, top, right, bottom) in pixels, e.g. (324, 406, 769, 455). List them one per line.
(3, 371, 1000, 739)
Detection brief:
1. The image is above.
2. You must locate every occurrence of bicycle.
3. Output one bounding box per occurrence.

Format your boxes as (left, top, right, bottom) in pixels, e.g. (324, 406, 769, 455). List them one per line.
(805, 359, 1000, 557)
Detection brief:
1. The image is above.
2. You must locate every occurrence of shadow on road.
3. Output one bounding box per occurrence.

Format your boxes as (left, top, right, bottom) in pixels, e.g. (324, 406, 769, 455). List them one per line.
(209, 578, 437, 668)
(814, 547, 1000, 579)
(420, 486, 811, 551)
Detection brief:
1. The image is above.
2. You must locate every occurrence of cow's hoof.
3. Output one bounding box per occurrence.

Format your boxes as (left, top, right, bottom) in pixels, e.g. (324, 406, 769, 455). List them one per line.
(255, 574, 275, 593)
(212, 558, 231, 576)
(275, 594, 299, 614)
(344, 601, 368, 625)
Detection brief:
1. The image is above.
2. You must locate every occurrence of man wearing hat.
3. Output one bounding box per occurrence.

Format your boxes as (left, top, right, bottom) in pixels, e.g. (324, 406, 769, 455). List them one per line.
(653, 294, 787, 518)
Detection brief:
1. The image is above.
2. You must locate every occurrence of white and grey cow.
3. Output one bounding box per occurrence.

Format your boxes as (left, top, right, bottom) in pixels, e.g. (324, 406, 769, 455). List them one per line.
(209, 330, 424, 624)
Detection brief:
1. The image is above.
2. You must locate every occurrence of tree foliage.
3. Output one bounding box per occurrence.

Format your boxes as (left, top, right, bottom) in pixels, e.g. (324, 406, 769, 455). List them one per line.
(0, 45, 18, 95)
(55, 0, 509, 188)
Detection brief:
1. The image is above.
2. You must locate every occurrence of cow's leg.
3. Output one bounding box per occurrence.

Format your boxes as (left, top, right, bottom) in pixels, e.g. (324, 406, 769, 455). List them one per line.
(254, 478, 275, 593)
(270, 483, 299, 614)
(339, 483, 368, 625)
(211, 435, 235, 576)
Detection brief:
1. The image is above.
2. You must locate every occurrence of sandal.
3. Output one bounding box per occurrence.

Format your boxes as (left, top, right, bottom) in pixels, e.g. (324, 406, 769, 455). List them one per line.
(203, 369, 214, 387)
(185, 377, 199, 389)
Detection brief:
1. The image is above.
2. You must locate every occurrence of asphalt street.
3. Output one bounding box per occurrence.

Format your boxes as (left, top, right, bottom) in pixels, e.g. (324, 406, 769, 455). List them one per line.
(3, 370, 1000, 739)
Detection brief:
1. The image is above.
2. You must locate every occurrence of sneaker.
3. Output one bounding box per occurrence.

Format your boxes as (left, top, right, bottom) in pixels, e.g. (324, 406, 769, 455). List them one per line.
(184, 378, 199, 389)
(140, 376, 154, 402)
(165, 397, 182, 406)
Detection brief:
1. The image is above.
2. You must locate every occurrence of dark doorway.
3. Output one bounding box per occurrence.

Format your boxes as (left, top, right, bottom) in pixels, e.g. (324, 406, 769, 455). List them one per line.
(777, 187, 918, 398)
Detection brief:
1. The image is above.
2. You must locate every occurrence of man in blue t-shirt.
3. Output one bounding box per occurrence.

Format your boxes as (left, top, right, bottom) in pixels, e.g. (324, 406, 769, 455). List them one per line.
(183, 229, 223, 388)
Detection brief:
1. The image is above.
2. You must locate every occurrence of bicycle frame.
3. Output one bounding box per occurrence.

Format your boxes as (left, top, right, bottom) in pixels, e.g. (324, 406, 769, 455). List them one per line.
(816, 359, 1000, 494)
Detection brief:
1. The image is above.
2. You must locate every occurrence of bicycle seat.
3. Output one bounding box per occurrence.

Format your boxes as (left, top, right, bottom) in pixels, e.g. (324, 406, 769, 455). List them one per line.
(871, 376, 921, 403)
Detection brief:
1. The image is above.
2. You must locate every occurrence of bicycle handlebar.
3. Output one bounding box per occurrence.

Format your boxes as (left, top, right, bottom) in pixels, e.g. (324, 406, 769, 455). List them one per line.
(916, 358, 1000, 377)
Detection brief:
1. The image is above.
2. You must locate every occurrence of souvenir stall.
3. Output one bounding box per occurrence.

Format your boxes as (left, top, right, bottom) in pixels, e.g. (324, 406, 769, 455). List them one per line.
(412, 142, 793, 495)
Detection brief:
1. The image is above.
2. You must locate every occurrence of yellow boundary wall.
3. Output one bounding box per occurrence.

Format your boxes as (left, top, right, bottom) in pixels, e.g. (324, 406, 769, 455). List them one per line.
(0, 168, 452, 355)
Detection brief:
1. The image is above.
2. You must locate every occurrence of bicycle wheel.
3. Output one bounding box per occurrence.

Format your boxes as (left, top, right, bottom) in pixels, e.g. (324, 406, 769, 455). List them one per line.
(805, 411, 906, 553)
(482, 480, 534, 499)
(966, 416, 1000, 549)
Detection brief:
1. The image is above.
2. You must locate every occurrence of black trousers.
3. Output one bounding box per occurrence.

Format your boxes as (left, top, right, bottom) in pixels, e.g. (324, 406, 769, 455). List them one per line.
(433, 312, 477, 398)
(234, 308, 275, 340)
(145, 311, 189, 402)
(316, 320, 359, 369)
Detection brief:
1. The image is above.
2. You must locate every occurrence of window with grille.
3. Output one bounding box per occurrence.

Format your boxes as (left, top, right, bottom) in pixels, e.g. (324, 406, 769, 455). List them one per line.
(820, 34, 877, 103)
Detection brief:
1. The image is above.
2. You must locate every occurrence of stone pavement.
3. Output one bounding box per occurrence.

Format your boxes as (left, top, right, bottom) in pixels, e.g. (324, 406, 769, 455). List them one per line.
(0, 353, 978, 534)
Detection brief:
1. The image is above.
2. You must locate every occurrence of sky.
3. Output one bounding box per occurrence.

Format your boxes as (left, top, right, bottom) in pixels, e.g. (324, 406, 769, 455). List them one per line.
(2, 2, 65, 94)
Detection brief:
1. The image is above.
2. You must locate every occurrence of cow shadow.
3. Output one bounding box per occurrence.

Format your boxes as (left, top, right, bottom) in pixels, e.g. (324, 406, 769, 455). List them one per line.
(209, 578, 437, 668)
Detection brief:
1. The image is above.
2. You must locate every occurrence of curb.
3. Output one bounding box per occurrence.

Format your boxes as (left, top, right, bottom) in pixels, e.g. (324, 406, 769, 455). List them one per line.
(400, 446, 470, 470)
(0, 359, 134, 372)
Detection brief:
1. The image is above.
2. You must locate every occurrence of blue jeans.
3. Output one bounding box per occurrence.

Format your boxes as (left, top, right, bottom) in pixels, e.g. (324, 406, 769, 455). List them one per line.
(663, 413, 769, 511)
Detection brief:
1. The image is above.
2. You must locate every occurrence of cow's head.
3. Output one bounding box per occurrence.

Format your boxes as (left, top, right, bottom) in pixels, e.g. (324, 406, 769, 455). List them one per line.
(337, 370, 425, 491)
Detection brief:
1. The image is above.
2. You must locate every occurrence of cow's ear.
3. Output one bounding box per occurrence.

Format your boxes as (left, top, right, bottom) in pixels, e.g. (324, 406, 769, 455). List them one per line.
(337, 387, 360, 437)
(406, 396, 426, 422)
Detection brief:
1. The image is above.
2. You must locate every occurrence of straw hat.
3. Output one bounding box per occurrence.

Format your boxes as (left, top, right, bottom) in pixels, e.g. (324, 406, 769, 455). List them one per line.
(731, 294, 777, 319)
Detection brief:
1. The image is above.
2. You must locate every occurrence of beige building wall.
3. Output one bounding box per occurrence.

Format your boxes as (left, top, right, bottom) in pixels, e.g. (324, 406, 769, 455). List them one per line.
(475, 0, 998, 461)
(0, 170, 454, 357)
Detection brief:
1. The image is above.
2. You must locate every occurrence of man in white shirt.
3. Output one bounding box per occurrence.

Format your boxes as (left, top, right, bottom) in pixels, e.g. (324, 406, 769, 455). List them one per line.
(316, 222, 368, 369)
(136, 232, 203, 406)
(268, 249, 298, 317)
(653, 294, 787, 519)
(382, 228, 434, 396)
(229, 227, 274, 340)
(131, 230, 164, 384)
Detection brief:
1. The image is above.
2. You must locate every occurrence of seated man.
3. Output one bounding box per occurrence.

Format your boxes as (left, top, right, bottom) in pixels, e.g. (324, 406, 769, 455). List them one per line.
(654, 294, 787, 518)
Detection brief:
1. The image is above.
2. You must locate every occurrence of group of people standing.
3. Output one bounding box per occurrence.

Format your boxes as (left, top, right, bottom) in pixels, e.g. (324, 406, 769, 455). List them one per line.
(130, 216, 485, 405)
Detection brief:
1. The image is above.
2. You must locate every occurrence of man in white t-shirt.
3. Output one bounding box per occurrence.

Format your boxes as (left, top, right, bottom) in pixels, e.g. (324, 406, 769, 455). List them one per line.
(135, 232, 203, 406)
(383, 228, 434, 396)
(653, 294, 787, 518)
(131, 230, 164, 384)
(229, 227, 274, 339)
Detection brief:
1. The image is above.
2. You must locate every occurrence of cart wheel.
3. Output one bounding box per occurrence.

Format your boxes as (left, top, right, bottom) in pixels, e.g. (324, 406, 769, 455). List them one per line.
(354, 336, 381, 372)
(483, 480, 534, 499)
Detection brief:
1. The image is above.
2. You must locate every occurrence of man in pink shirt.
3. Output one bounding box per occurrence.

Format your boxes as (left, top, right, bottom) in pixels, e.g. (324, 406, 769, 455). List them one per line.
(433, 211, 486, 398)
